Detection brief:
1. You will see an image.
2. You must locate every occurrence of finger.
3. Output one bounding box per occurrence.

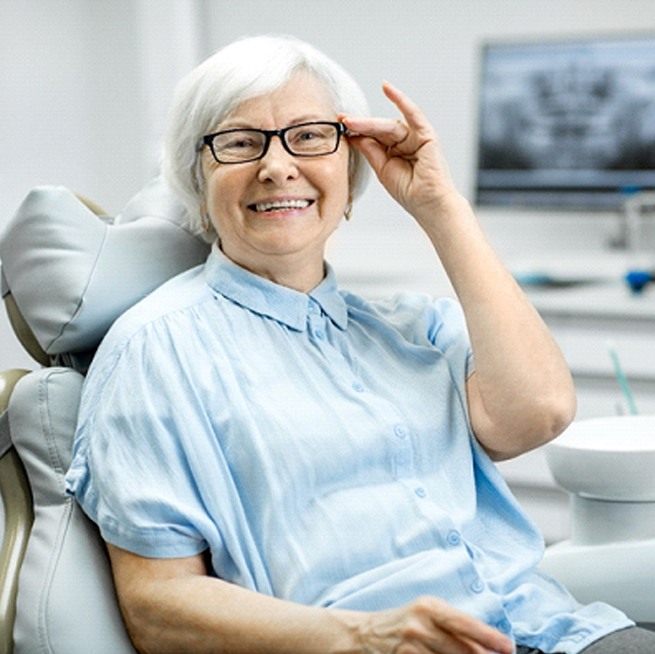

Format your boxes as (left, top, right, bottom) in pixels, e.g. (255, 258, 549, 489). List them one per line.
(340, 114, 409, 148)
(441, 619, 514, 654)
(422, 599, 514, 654)
(403, 622, 507, 654)
(381, 81, 432, 133)
(419, 631, 502, 654)
(346, 134, 397, 180)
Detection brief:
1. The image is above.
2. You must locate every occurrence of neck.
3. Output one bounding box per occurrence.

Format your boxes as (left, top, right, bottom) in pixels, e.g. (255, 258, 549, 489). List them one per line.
(219, 245, 326, 293)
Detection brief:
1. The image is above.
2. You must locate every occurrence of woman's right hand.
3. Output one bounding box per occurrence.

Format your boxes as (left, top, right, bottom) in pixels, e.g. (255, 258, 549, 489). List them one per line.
(340, 596, 514, 654)
(342, 82, 460, 227)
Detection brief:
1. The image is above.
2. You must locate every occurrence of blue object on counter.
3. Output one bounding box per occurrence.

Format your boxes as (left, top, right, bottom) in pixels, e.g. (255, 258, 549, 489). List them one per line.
(625, 270, 654, 293)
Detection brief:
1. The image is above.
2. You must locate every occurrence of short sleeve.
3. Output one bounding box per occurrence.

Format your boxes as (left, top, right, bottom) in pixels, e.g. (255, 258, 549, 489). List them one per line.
(66, 321, 217, 559)
(424, 297, 475, 379)
(361, 292, 473, 377)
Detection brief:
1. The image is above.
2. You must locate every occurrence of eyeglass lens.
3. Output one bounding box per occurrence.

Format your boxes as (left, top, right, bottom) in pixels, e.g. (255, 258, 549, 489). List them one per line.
(210, 122, 341, 163)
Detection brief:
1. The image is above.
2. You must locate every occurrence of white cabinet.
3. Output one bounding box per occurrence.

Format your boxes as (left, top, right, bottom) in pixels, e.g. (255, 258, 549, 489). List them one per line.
(532, 284, 655, 418)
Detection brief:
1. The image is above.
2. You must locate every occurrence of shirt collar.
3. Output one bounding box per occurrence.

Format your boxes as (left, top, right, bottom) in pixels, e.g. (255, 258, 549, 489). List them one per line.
(204, 245, 348, 332)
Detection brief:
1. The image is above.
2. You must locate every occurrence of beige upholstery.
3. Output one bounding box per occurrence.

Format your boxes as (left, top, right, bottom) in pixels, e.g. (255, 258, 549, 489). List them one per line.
(0, 369, 30, 654)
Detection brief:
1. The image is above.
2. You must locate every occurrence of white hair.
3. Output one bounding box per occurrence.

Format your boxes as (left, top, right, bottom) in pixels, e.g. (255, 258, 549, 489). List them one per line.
(162, 34, 371, 236)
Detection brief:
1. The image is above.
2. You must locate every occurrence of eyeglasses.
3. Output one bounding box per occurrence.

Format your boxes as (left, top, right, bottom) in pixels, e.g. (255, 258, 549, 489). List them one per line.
(202, 121, 347, 164)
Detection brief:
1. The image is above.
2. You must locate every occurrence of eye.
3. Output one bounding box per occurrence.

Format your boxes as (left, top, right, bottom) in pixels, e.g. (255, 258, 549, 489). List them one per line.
(297, 129, 320, 141)
(287, 123, 337, 154)
(292, 125, 332, 142)
(221, 134, 259, 150)
(230, 137, 257, 148)
(210, 130, 266, 162)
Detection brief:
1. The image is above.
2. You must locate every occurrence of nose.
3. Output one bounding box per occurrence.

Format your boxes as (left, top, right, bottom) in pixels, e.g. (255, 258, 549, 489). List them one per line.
(256, 135, 300, 184)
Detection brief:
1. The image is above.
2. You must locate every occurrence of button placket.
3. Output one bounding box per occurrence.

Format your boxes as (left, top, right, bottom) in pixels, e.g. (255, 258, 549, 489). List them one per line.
(307, 301, 325, 340)
(391, 423, 413, 476)
(305, 305, 367, 395)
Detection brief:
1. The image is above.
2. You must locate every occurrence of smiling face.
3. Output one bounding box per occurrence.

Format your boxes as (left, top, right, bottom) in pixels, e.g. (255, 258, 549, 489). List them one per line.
(200, 71, 351, 291)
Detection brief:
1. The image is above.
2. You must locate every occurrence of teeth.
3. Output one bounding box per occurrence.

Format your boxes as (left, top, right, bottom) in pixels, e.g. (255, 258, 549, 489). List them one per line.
(254, 199, 311, 212)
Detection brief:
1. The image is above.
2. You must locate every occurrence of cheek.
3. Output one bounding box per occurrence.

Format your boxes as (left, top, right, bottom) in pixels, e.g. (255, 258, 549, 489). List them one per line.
(205, 169, 243, 217)
(326, 154, 352, 207)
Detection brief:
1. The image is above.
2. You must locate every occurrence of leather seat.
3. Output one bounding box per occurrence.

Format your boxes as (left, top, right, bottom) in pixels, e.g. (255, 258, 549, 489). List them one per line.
(0, 179, 209, 653)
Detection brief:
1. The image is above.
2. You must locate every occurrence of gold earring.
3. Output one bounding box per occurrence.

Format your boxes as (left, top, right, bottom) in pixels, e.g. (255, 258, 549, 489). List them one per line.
(201, 212, 212, 233)
(344, 200, 353, 221)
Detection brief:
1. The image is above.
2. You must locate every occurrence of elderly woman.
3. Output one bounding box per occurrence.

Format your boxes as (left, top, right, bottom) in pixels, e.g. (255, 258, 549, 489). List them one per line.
(67, 35, 650, 654)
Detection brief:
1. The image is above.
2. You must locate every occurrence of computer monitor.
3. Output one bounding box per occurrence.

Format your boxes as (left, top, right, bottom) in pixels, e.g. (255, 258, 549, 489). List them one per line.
(474, 33, 655, 211)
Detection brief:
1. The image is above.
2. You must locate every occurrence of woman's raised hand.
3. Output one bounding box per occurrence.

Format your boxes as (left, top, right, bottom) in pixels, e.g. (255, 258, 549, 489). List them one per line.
(341, 83, 460, 224)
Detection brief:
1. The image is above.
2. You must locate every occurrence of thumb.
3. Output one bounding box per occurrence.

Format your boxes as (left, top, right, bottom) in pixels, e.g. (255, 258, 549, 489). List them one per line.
(348, 134, 389, 176)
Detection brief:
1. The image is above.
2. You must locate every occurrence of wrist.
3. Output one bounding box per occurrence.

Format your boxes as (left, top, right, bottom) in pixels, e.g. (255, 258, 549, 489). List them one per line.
(413, 188, 472, 224)
(323, 608, 367, 654)
(416, 192, 477, 243)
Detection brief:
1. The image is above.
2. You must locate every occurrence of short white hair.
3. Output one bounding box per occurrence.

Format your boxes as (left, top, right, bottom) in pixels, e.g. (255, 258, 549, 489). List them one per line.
(162, 34, 371, 235)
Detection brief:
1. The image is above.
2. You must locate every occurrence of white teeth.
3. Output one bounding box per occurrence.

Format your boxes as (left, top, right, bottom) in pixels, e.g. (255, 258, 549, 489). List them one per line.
(254, 199, 311, 212)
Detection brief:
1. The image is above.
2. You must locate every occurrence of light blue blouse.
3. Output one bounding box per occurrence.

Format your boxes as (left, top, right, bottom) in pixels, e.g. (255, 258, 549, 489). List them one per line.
(66, 247, 631, 654)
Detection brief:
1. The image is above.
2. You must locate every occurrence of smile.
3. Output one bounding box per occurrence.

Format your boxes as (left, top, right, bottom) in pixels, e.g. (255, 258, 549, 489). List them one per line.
(250, 199, 313, 213)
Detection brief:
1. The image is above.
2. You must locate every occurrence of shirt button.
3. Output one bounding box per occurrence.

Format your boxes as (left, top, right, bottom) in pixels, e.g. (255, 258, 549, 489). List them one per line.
(352, 382, 365, 393)
(470, 579, 485, 593)
(447, 530, 461, 546)
(393, 425, 407, 439)
(314, 329, 325, 339)
(414, 487, 427, 498)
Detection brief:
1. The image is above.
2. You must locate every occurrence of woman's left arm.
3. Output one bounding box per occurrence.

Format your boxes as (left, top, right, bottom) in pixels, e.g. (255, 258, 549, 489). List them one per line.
(342, 83, 576, 461)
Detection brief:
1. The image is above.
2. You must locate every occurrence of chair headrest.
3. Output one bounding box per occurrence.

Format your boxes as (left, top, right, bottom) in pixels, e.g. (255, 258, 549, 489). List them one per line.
(0, 178, 210, 363)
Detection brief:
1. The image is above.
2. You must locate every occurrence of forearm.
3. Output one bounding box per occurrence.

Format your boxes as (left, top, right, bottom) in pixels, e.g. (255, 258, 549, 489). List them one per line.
(108, 548, 513, 654)
(120, 572, 360, 654)
(121, 576, 515, 654)
(107, 545, 359, 654)
(418, 193, 576, 458)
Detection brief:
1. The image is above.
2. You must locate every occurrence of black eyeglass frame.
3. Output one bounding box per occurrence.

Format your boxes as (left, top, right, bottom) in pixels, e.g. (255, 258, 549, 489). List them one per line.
(201, 121, 347, 164)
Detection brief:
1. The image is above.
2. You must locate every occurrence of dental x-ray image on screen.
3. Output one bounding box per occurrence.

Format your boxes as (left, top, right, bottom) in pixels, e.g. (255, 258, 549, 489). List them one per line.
(475, 34, 655, 210)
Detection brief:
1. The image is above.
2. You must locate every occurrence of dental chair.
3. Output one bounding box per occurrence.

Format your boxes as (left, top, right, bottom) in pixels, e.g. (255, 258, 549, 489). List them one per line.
(0, 179, 210, 653)
(541, 416, 655, 631)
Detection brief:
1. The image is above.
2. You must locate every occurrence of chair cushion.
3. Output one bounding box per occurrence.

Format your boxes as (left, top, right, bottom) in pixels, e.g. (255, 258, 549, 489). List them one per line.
(0, 177, 210, 355)
(9, 368, 136, 653)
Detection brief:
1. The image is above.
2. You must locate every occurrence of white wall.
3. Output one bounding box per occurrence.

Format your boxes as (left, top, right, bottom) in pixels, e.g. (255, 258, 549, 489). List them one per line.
(0, 0, 203, 370)
(1, 0, 654, 371)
